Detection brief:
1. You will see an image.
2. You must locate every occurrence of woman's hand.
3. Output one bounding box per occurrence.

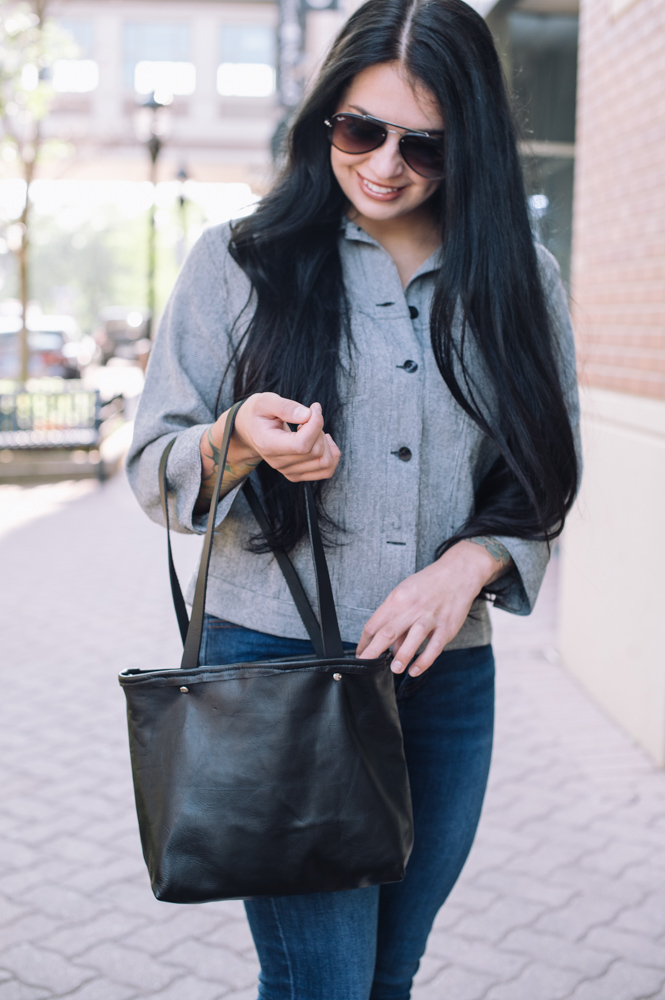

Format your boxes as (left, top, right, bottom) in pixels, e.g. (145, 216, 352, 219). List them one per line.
(233, 393, 340, 482)
(356, 539, 512, 675)
(196, 393, 340, 512)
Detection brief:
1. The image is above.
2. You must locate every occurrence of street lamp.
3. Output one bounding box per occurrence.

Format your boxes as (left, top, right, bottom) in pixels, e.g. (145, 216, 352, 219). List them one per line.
(176, 164, 189, 264)
(274, 0, 340, 165)
(136, 91, 171, 339)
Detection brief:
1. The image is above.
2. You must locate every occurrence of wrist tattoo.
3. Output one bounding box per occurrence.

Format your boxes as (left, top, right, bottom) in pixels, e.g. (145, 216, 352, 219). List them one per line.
(468, 536, 512, 576)
(200, 426, 261, 503)
(469, 535, 511, 565)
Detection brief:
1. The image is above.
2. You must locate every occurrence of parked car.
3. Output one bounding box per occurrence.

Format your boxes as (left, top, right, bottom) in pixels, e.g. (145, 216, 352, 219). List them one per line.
(0, 315, 94, 379)
(94, 307, 152, 366)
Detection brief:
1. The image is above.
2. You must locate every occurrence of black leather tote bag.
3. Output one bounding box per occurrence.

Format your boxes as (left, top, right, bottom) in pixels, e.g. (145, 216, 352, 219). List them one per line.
(119, 401, 413, 903)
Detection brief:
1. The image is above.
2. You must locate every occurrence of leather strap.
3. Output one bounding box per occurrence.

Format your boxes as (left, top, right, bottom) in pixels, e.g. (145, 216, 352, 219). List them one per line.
(158, 438, 189, 645)
(180, 400, 243, 671)
(242, 480, 325, 658)
(159, 400, 345, 667)
(304, 482, 345, 659)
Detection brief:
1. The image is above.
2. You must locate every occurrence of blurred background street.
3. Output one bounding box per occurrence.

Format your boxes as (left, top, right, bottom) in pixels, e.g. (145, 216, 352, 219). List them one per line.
(2, 0, 665, 996)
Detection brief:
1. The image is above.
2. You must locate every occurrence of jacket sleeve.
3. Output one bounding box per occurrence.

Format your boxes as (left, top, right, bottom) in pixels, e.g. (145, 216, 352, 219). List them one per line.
(126, 223, 252, 535)
(486, 244, 582, 615)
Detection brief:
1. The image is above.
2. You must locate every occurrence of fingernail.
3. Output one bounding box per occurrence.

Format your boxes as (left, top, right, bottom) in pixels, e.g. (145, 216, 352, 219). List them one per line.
(409, 665, 421, 677)
(391, 660, 403, 674)
(313, 402, 322, 413)
(293, 405, 309, 420)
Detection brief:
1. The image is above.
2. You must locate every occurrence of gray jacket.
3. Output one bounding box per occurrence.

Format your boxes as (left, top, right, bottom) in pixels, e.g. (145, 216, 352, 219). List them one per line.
(127, 218, 580, 649)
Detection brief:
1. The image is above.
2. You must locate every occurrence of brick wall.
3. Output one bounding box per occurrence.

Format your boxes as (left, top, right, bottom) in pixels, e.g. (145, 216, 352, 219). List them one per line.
(572, 0, 665, 398)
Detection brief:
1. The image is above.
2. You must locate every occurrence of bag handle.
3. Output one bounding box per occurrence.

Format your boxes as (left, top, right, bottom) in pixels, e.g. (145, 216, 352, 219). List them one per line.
(158, 400, 345, 669)
(158, 434, 322, 654)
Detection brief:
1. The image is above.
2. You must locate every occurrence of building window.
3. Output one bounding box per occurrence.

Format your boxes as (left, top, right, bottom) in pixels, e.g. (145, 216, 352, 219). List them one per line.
(217, 24, 276, 98)
(508, 11, 579, 289)
(55, 19, 98, 92)
(124, 23, 195, 95)
(509, 13, 578, 145)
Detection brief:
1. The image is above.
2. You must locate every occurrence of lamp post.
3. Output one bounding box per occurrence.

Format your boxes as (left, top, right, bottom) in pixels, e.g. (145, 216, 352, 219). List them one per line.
(176, 164, 189, 264)
(273, 0, 339, 164)
(137, 91, 171, 339)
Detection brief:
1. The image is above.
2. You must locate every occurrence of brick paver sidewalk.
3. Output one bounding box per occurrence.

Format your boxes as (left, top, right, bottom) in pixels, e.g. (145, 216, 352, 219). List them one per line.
(1, 471, 664, 1000)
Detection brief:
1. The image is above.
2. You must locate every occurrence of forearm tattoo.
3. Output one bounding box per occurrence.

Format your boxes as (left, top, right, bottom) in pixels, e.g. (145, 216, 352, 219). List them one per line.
(468, 535, 513, 585)
(199, 426, 261, 506)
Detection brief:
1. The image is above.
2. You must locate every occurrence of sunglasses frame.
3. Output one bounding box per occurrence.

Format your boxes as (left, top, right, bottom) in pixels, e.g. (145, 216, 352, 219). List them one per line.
(324, 112, 445, 179)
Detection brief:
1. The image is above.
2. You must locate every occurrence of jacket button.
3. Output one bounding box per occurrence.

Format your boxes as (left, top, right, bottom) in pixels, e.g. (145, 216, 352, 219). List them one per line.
(402, 359, 418, 373)
(396, 447, 412, 462)
(409, 305, 419, 319)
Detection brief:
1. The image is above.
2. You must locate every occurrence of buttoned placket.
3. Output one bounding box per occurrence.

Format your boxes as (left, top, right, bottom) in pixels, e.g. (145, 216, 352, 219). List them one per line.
(341, 221, 441, 576)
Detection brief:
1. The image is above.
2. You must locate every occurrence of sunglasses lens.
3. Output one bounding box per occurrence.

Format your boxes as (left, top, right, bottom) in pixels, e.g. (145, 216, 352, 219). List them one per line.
(400, 137, 445, 179)
(329, 115, 386, 155)
(327, 114, 445, 178)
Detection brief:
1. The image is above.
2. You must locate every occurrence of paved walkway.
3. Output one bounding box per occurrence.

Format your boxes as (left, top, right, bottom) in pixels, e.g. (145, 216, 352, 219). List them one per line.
(1, 470, 665, 1000)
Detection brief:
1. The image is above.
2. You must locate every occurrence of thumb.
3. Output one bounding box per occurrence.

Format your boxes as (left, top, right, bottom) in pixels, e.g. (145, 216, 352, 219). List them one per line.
(270, 395, 311, 424)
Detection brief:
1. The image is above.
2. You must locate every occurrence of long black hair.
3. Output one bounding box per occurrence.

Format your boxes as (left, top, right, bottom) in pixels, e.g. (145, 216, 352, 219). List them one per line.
(227, 0, 579, 559)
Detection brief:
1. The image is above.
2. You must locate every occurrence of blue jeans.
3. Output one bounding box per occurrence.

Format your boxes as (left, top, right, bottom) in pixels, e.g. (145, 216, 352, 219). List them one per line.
(201, 615, 495, 1000)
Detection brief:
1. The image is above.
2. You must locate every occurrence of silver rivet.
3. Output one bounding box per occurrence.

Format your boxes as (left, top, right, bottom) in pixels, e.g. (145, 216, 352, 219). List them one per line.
(179, 686, 189, 693)
(333, 673, 342, 681)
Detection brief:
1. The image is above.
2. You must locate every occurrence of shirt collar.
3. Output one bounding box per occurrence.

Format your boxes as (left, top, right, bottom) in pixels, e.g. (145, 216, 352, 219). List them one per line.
(341, 216, 379, 246)
(341, 216, 443, 283)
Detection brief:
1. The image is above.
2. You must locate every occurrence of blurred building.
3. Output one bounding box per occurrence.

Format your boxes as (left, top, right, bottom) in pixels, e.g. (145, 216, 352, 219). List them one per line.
(39, 0, 277, 188)
(32, 0, 355, 189)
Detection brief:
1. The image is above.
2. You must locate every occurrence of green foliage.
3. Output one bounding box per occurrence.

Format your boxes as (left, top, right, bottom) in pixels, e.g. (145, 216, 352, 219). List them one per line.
(0, 0, 76, 155)
(2, 193, 206, 332)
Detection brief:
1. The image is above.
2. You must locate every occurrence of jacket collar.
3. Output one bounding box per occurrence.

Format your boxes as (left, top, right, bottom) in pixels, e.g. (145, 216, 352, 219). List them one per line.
(340, 215, 443, 283)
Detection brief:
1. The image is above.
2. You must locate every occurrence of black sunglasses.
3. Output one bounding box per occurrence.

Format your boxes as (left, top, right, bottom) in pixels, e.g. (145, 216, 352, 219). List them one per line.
(324, 112, 445, 180)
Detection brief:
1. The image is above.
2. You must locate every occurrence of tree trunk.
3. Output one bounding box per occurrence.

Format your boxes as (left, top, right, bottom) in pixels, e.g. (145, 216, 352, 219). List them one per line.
(18, 155, 34, 385)
(17, 0, 47, 383)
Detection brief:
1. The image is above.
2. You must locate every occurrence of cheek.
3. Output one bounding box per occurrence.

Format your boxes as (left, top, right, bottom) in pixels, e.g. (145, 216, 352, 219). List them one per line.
(330, 150, 369, 206)
(331, 148, 361, 184)
(330, 148, 344, 185)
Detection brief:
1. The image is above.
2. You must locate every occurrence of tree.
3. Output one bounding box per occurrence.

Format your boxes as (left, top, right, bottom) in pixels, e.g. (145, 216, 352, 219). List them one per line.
(0, 0, 73, 381)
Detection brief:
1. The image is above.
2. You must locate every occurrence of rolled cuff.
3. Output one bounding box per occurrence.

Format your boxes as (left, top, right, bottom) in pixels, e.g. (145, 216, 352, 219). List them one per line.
(489, 534, 550, 616)
(126, 422, 242, 536)
(164, 423, 242, 534)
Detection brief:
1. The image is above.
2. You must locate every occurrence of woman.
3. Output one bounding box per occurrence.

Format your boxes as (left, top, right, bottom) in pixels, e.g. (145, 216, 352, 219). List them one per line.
(127, 1, 580, 996)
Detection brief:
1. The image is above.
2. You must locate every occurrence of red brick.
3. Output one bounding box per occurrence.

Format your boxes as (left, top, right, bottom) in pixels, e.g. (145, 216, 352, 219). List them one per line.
(573, 0, 665, 399)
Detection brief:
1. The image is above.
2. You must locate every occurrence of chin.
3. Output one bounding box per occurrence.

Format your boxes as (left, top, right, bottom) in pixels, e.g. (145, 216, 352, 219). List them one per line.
(356, 199, 415, 220)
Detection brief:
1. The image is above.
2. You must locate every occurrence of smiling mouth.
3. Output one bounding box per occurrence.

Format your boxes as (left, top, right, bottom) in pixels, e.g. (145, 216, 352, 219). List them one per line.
(358, 175, 405, 196)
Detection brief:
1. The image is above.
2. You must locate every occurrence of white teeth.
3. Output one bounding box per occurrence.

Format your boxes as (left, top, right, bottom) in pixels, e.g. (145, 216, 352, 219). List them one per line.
(363, 178, 400, 194)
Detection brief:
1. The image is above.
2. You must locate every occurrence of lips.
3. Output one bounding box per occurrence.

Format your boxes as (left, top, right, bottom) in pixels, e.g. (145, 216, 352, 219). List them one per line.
(358, 173, 406, 201)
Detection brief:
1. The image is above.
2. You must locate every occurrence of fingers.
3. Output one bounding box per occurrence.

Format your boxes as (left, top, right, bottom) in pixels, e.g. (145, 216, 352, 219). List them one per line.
(390, 620, 435, 675)
(284, 402, 326, 454)
(359, 620, 448, 675)
(357, 603, 452, 675)
(356, 552, 480, 674)
(240, 395, 340, 480)
(252, 395, 324, 454)
(277, 433, 341, 481)
(255, 391, 311, 427)
(409, 628, 448, 675)
(357, 620, 398, 660)
(361, 619, 427, 668)
(263, 400, 340, 481)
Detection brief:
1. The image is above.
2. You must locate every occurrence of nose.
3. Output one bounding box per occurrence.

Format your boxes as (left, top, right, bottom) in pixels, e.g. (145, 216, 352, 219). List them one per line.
(366, 132, 406, 180)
